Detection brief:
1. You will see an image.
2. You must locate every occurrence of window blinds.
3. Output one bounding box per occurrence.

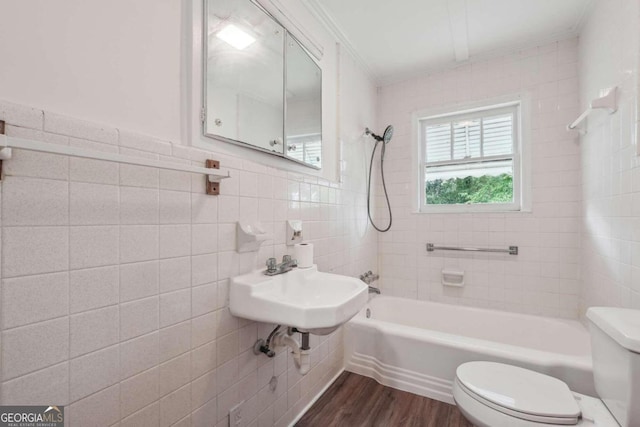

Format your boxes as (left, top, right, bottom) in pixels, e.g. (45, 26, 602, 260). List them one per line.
(425, 112, 513, 164)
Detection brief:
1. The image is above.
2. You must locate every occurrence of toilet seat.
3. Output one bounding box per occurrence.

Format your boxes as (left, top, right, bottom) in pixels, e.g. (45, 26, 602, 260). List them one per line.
(454, 362, 581, 425)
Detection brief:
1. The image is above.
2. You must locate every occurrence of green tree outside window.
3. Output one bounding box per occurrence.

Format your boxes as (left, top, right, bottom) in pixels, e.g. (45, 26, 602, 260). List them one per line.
(425, 173, 513, 205)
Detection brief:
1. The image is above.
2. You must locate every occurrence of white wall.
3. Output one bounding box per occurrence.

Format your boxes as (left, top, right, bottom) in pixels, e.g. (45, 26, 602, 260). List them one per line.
(0, 0, 182, 142)
(338, 46, 381, 246)
(376, 39, 583, 318)
(0, 2, 378, 427)
(579, 0, 640, 312)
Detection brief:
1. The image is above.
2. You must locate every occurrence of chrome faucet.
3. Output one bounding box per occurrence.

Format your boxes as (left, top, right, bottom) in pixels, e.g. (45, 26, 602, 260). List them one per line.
(265, 255, 298, 276)
(360, 271, 381, 294)
(360, 271, 379, 285)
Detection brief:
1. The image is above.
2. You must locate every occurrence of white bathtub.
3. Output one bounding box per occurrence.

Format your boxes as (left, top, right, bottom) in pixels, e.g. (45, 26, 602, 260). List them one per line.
(344, 296, 594, 404)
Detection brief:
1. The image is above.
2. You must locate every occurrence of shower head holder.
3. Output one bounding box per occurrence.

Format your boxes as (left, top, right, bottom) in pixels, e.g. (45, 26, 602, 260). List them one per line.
(365, 125, 394, 144)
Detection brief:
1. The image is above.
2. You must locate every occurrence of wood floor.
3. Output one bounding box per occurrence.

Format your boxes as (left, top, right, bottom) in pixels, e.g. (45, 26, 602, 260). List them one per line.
(296, 372, 473, 427)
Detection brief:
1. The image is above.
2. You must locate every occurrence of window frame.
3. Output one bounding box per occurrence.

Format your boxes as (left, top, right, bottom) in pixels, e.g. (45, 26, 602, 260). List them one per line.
(413, 96, 530, 214)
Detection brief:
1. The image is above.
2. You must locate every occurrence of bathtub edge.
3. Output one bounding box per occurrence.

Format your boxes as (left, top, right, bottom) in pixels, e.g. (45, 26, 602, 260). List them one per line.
(346, 352, 456, 404)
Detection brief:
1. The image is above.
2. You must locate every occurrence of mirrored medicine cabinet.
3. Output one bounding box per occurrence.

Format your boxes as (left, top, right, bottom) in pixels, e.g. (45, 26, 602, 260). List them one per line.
(203, 0, 322, 169)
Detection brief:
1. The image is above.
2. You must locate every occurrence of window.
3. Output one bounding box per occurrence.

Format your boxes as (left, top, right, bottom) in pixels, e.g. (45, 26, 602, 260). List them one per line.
(418, 102, 524, 212)
(286, 133, 321, 168)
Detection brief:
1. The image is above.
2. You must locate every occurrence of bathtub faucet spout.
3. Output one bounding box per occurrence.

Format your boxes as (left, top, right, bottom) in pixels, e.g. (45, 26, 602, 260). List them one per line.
(368, 285, 381, 294)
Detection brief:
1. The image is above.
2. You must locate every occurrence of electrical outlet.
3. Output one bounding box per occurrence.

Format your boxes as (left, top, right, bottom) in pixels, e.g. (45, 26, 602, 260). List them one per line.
(229, 401, 244, 427)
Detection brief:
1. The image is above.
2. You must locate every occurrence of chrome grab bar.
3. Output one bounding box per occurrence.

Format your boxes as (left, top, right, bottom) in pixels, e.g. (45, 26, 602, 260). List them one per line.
(426, 243, 518, 256)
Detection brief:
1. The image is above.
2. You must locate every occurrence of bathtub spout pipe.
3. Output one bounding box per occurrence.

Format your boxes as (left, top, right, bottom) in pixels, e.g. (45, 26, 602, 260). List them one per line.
(272, 331, 310, 375)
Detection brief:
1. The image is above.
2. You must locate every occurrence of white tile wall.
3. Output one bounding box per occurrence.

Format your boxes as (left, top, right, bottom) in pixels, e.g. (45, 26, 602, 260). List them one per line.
(69, 266, 119, 313)
(0, 86, 377, 427)
(69, 306, 118, 358)
(375, 39, 583, 318)
(2, 273, 68, 328)
(579, 0, 640, 312)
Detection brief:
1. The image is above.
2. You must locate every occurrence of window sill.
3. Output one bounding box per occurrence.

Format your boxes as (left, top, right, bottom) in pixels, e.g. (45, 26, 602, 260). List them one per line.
(416, 203, 527, 214)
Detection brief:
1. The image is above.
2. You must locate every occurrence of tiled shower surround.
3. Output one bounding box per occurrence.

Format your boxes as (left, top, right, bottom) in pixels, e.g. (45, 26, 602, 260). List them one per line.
(579, 0, 640, 312)
(0, 94, 377, 425)
(375, 39, 583, 318)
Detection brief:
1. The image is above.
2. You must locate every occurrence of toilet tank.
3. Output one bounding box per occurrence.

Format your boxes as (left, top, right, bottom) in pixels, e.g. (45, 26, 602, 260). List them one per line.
(586, 307, 640, 427)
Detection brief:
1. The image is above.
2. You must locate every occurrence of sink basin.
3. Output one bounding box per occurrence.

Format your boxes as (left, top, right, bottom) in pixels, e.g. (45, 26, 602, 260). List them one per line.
(229, 265, 368, 335)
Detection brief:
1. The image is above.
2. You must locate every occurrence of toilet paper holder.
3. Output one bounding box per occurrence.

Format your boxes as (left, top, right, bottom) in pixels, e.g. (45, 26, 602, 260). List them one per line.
(286, 220, 303, 246)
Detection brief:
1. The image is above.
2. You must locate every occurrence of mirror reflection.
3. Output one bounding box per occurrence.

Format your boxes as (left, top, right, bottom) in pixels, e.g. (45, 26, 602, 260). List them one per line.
(285, 34, 322, 168)
(204, 0, 322, 169)
(205, 0, 285, 153)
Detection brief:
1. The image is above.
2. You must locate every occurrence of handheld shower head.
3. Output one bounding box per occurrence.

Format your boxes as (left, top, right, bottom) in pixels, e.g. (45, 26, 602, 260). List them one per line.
(364, 124, 394, 233)
(382, 125, 394, 144)
(365, 125, 394, 144)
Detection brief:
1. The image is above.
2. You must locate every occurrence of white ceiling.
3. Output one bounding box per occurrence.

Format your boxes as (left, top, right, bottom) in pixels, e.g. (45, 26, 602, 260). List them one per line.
(307, 0, 593, 84)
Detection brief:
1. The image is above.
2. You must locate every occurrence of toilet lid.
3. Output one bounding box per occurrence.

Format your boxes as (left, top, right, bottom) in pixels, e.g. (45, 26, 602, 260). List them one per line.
(456, 362, 581, 423)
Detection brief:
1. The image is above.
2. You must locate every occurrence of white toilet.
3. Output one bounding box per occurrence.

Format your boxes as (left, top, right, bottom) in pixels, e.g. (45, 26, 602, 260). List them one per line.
(453, 307, 640, 426)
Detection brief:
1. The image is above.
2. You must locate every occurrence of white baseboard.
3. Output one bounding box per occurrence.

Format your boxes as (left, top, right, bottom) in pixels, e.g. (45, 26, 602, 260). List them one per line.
(345, 352, 455, 404)
(288, 368, 345, 427)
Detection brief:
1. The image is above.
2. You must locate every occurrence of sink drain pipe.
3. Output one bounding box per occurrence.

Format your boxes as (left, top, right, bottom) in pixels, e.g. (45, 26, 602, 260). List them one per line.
(254, 326, 311, 375)
(272, 331, 311, 375)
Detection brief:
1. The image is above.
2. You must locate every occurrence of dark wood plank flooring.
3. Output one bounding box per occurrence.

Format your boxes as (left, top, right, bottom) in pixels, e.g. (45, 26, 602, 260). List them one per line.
(296, 372, 473, 427)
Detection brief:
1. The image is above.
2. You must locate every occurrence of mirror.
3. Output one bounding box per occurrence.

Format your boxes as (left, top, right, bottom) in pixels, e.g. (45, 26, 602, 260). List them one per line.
(204, 0, 322, 169)
(205, 0, 285, 153)
(285, 34, 322, 168)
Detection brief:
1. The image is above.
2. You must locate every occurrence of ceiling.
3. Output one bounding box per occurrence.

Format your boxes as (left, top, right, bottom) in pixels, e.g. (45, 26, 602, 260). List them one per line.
(306, 0, 593, 84)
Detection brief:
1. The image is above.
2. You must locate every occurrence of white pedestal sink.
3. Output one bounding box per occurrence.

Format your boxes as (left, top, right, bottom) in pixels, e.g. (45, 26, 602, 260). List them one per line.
(229, 265, 368, 335)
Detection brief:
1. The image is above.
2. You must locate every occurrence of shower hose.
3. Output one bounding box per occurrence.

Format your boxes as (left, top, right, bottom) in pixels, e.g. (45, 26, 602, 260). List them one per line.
(367, 138, 392, 232)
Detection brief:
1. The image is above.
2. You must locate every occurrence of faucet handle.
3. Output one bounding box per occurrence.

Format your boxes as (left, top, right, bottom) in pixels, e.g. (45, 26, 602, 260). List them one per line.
(266, 258, 277, 272)
(282, 255, 292, 263)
